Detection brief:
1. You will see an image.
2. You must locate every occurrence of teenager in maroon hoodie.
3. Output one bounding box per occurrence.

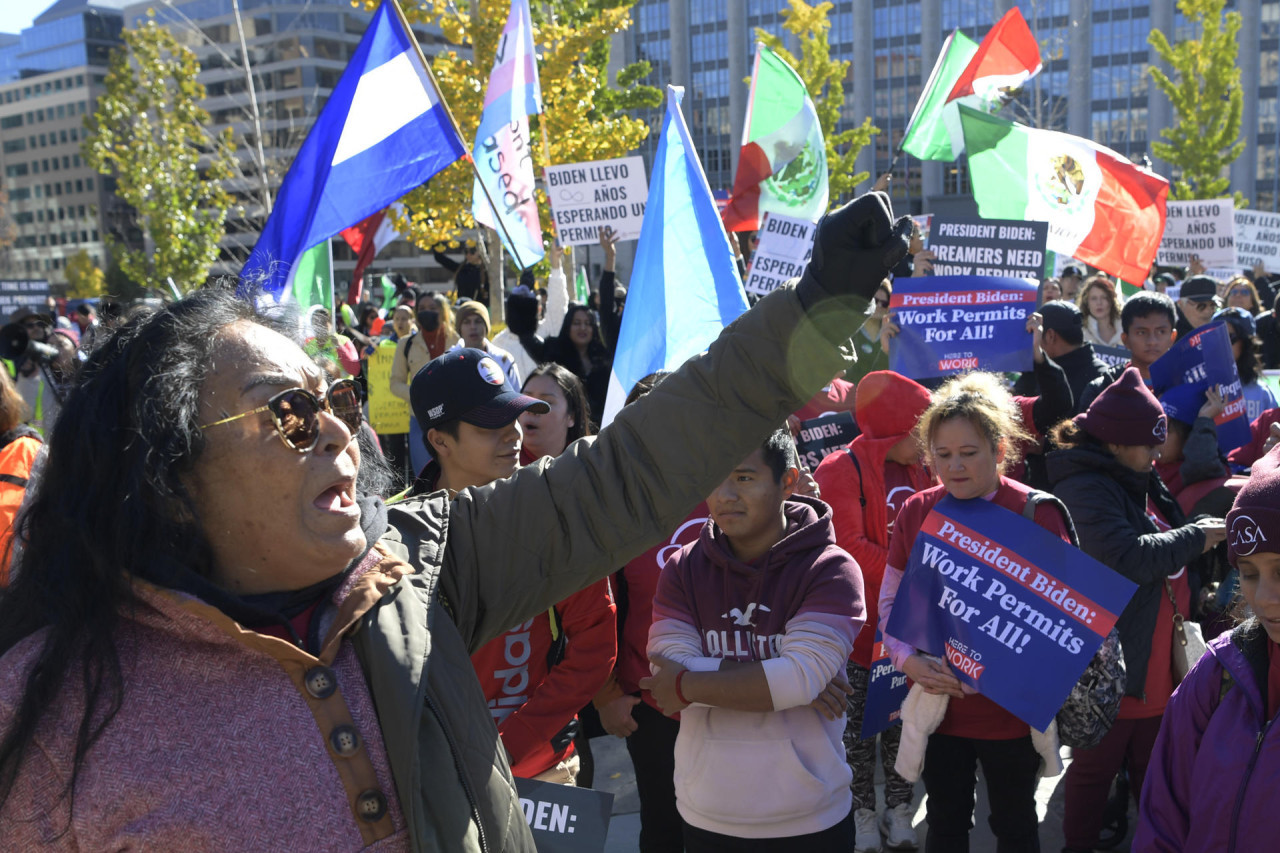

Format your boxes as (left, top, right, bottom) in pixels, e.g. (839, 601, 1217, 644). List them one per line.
(814, 371, 933, 852)
(644, 429, 866, 851)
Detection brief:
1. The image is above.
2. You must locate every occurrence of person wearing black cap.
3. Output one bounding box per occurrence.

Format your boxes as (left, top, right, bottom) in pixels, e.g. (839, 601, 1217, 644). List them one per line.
(410, 348, 616, 787)
(1175, 275, 1221, 338)
(410, 348, 549, 493)
(1012, 299, 1108, 407)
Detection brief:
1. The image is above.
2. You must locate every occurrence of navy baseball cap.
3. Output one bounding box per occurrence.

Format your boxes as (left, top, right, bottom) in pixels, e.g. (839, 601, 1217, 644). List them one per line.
(411, 348, 549, 430)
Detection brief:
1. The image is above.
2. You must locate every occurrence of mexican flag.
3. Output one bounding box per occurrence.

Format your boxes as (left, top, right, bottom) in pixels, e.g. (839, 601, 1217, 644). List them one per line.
(901, 31, 979, 161)
(722, 44, 828, 232)
(959, 105, 1169, 286)
(575, 266, 590, 303)
(286, 240, 334, 314)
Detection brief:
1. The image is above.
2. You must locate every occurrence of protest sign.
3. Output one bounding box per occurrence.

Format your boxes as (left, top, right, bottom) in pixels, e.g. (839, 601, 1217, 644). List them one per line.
(514, 777, 614, 853)
(912, 213, 933, 246)
(884, 496, 1137, 730)
(1150, 320, 1250, 454)
(795, 411, 859, 471)
(545, 156, 649, 246)
(1093, 344, 1130, 370)
(927, 217, 1048, 280)
(743, 212, 816, 296)
(861, 629, 910, 739)
(0, 280, 50, 317)
(1157, 198, 1236, 269)
(1232, 209, 1280, 274)
(366, 340, 410, 435)
(888, 275, 1037, 379)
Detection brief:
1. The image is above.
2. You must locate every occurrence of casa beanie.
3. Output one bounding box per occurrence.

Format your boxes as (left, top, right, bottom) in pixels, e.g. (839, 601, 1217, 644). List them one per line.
(1227, 444, 1280, 567)
(1073, 366, 1168, 447)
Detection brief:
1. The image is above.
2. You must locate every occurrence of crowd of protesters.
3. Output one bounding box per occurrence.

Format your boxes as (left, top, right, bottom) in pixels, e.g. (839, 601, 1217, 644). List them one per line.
(3, 191, 1280, 853)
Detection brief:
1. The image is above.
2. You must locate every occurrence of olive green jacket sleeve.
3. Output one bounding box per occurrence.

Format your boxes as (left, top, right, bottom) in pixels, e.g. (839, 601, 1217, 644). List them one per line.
(438, 282, 871, 652)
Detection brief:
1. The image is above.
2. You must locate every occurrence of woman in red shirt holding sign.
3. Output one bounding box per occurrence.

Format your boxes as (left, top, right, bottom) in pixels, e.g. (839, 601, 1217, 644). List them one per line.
(1045, 367, 1225, 853)
(878, 371, 1072, 853)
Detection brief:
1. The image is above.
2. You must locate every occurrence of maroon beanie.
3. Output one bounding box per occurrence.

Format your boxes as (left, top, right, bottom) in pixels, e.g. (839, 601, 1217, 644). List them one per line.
(1073, 367, 1168, 447)
(1227, 444, 1280, 566)
(856, 371, 932, 439)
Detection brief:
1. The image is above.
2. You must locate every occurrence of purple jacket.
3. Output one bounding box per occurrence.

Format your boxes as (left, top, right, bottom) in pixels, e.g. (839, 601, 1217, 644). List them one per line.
(1134, 620, 1280, 852)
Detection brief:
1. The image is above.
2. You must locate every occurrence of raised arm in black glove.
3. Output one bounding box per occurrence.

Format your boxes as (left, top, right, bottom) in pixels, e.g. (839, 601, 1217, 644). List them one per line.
(796, 191, 914, 344)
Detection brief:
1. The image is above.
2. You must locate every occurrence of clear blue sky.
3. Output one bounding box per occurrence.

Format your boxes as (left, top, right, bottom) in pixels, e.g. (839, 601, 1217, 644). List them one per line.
(0, 1, 49, 37)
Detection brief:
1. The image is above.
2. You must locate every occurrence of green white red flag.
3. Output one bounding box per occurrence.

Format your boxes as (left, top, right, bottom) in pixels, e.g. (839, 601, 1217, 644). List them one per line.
(902, 9, 1041, 162)
(901, 31, 980, 161)
(959, 105, 1169, 285)
(722, 44, 828, 231)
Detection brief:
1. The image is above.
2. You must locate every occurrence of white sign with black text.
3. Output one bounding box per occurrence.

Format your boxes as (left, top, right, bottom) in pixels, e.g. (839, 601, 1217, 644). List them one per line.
(743, 212, 816, 297)
(545, 156, 649, 246)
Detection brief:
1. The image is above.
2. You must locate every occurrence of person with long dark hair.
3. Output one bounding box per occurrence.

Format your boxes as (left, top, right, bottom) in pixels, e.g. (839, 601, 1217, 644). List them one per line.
(519, 363, 591, 464)
(0, 190, 910, 849)
(545, 304, 613, 425)
(1217, 307, 1277, 423)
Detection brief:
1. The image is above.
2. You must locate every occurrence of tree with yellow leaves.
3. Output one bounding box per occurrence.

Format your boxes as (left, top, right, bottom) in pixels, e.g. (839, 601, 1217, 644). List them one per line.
(755, 0, 878, 201)
(356, 0, 659, 272)
(64, 251, 108, 299)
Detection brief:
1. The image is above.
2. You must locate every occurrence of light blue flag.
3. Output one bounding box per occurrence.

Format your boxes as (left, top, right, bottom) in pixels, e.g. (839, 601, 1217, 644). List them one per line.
(601, 85, 749, 425)
(241, 1, 466, 299)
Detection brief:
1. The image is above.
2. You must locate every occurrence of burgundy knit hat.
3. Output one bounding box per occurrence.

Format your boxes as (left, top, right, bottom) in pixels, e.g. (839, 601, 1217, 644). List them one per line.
(1227, 444, 1280, 566)
(855, 371, 932, 439)
(1073, 366, 1168, 447)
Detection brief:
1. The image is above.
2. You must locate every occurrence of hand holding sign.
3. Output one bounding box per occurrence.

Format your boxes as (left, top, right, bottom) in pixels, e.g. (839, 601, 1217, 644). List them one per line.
(901, 653, 965, 698)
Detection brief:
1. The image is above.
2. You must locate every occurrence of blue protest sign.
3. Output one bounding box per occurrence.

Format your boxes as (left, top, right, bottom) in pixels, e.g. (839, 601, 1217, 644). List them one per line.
(860, 628, 910, 739)
(514, 777, 614, 853)
(888, 276, 1037, 379)
(1149, 320, 1250, 454)
(883, 496, 1137, 730)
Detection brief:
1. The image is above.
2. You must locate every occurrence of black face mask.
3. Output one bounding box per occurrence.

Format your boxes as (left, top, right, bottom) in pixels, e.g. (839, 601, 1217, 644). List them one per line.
(417, 310, 440, 332)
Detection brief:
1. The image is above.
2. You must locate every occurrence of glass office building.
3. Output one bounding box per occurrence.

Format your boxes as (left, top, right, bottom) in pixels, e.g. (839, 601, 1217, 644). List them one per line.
(621, 1, 1278, 216)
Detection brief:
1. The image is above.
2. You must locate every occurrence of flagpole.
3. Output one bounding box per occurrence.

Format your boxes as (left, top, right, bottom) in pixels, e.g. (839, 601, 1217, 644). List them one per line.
(387, 0, 529, 271)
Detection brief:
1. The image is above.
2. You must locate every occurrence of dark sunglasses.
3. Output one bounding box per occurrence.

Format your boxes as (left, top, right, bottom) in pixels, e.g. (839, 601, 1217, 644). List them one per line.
(875, 297, 891, 309)
(1230, 288, 1252, 296)
(1230, 333, 1243, 344)
(200, 379, 362, 452)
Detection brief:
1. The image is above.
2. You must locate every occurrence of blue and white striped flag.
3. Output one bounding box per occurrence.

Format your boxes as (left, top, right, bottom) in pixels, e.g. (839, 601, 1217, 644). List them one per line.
(242, 1, 465, 299)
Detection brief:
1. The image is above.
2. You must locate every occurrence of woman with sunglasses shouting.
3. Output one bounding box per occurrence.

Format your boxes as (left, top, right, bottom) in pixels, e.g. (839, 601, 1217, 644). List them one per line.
(0, 190, 916, 853)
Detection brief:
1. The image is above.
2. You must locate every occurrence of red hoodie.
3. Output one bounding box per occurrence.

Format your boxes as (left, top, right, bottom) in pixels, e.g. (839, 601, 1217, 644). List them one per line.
(813, 371, 933, 668)
(470, 577, 616, 778)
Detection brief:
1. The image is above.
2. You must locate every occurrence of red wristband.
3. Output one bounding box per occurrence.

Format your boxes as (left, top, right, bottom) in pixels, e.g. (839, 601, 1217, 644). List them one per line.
(674, 669, 691, 705)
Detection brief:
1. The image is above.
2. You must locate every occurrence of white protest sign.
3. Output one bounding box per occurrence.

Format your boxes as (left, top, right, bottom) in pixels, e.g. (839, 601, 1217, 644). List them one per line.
(1157, 198, 1236, 269)
(545, 156, 648, 246)
(743, 212, 816, 296)
(1232, 209, 1280, 274)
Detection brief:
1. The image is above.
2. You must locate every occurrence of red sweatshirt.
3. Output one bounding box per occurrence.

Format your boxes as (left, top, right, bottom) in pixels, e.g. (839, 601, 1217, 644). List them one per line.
(470, 577, 616, 778)
(815, 440, 932, 667)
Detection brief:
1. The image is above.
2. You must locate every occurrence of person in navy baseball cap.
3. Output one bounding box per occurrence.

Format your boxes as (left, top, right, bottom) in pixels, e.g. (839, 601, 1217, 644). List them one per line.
(410, 347, 549, 492)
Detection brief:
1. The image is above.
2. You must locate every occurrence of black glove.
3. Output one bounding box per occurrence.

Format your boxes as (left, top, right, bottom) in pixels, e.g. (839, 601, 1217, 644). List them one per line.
(797, 191, 913, 309)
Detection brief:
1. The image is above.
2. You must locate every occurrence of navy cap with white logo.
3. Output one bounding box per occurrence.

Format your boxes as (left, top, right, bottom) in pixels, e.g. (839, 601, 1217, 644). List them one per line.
(410, 348, 549, 431)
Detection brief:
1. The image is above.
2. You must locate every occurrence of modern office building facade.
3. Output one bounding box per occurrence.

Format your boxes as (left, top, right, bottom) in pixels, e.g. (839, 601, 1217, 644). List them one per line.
(621, 0, 1277, 218)
(121, 0, 454, 283)
(0, 1, 130, 284)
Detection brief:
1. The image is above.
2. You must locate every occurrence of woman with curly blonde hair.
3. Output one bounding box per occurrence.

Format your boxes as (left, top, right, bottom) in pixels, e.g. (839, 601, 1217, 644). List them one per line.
(878, 371, 1074, 852)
